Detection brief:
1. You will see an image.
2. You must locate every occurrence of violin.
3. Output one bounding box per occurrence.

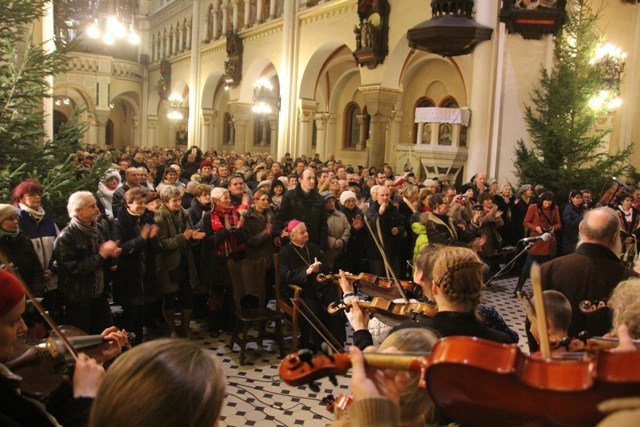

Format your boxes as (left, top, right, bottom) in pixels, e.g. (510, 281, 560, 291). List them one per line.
(317, 272, 422, 300)
(6, 325, 132, 402)
(327, 297, 437, 325)
(580, 298, 609, 314)
(280, 336, 640, 427)
(551, 330, 640, 352)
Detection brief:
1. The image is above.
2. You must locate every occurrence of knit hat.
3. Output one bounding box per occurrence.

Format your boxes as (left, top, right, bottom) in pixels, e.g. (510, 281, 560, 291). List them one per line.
(0, 269, 26, 317)
(0, 204, 17, 224)
(340, 190, 357, 205)
(517, 184, 532, 197)
(287, 220, 302, 233)
(321, 191, 336, 202)
(200, 160, 213, 169)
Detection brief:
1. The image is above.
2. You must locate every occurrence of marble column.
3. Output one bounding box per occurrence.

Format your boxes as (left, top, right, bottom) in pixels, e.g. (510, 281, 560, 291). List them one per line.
(94, 109, 110, 147)
(147, 116, 159, 147)
(213, 7, 220, 39)
(132, 115, 139, 146)
(230, 103, 252, 153)
(269, 0, 276, 19)
(243, 0, 251, 29)
(356, 114, 366, 150)
(466, 2, 499, 180)
(256, 0, 264, 24)
(201, 109, 217, 150)
(268, 113, 278, 154)
(361, 87, 399, 168)
(232, 0, 239, 30)
(314, 112, 329, 155)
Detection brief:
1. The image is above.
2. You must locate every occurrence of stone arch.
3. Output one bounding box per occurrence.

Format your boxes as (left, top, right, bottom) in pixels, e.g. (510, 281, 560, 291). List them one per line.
(299, 41, 352, 101)
(241, 57, 279, 104)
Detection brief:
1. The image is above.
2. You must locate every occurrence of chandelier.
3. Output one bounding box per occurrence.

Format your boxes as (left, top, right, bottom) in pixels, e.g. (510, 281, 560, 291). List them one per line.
(588, 42, 626, 110)
(167, 93, 185, 120)
(252, 78, 280, 114)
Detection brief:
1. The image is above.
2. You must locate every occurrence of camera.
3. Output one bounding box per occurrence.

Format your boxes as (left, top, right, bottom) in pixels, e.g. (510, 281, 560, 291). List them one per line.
(542, 228, 550, 233)
(472, 204, 484, 211)
(461, 196, 466, 201)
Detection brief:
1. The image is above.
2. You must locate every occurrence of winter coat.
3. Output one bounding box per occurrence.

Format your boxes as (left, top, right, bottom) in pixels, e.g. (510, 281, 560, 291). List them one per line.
(274, 184, 328, 249)
(243, 206, 276, 267)
(112, 209, 161, 305)
(523, 204, 562, 256)
(154, 204, 199, 294)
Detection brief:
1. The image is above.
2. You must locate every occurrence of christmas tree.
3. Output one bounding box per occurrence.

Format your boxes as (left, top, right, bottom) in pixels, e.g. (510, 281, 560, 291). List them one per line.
(514, 0, 632, 202)
(0, 0, 108, 225)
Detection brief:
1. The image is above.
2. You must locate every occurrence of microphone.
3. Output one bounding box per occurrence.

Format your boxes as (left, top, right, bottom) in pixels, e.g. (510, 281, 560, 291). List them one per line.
(520, 233, 552, 243)
(612, 176, 634, 193)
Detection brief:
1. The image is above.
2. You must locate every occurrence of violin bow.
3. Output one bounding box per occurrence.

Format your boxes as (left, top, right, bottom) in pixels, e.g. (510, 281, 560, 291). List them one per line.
(0, 266, 79, 361)
(530, 262, 551, 359)
(363, 215, 409, 303)
(293, 297, 344, 354)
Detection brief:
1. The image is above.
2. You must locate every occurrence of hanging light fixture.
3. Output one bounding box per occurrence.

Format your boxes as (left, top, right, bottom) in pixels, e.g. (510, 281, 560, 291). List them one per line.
(252, 78, 280, 114)
(589, 42, 626, 111)
(84, 1, 140, 47)
(167, 93, 185, 120)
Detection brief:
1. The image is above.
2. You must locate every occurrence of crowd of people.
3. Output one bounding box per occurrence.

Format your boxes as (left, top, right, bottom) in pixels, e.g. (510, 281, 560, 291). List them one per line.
(1, 143, 640, 426)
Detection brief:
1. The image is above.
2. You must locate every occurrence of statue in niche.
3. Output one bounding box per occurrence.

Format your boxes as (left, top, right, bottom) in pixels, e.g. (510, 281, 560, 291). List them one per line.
(223, 30, 243, 88)
(158, 59, 171, 100)
(353, 0, 388, 68)
(176, 121, 188, 146)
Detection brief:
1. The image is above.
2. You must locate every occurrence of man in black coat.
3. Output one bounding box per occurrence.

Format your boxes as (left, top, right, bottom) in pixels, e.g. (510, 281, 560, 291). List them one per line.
(364, 185, 405, 278)
(274, 168, 328, 250)
(541, 207, 638, 339)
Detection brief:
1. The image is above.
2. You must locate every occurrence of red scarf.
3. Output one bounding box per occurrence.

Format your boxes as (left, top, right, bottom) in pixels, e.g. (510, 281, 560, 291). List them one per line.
(210, 206, 244, 258)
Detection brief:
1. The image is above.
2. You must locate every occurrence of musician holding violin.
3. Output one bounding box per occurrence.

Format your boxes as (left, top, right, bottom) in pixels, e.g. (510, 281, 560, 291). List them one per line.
(351, 246, 516, 350)
(0, 269, 126, 427)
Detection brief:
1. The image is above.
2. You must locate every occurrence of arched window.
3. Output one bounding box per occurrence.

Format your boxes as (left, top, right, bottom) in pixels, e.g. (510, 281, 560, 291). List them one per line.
(343, 103, 369, 149)
(253, 116, 271, 146)
(440, 97, 458, 108)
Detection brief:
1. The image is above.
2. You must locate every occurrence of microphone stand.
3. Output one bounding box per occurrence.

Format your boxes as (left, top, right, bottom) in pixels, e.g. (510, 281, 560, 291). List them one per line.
(485, 241, 534, 287)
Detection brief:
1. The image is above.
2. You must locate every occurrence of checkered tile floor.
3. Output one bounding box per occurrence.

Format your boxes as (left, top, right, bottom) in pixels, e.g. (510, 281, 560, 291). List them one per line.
(144, 274, 530, 427)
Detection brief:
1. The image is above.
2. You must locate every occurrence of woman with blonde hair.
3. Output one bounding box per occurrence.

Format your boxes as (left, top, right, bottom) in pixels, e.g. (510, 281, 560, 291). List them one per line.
(89, 339, 226, 427)
(608, 278, 640, 339)
(333, 328, 439, 427)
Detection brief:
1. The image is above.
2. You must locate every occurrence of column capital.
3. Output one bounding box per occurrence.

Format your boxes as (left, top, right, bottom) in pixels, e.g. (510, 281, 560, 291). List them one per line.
(148, 115, 159, 129)
(229, 102, 252, 124)
(297, 98, 317, 123)
(359, 86, 400, 117)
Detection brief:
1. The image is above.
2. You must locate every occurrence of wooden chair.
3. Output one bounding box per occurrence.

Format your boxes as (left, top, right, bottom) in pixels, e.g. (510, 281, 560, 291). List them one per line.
(273, 254, 302, 352)
(227, 258, 285, 365)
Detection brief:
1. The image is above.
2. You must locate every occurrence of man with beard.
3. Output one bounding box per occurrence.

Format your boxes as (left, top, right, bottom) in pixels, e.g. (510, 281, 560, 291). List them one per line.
(541, 207, 638, 339)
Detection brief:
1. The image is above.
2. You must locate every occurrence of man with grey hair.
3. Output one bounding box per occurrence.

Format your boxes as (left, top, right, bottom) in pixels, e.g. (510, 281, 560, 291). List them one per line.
(540, 207, 638, 339)
(112, 166, 146, 217)
(54, 191, 121, 333)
